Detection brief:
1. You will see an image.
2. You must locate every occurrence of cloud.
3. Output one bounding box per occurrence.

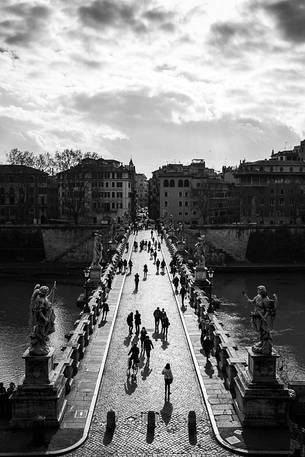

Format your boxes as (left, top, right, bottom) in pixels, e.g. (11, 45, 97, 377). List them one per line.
(0, 3, 52, 47)
(78, 0, 176, 34)
(257, 0, 305, 43)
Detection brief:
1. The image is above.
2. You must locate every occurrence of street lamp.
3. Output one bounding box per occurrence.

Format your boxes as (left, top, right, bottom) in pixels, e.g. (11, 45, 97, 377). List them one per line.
(83, 268, 90, 313)
(207, 267, 214, 313)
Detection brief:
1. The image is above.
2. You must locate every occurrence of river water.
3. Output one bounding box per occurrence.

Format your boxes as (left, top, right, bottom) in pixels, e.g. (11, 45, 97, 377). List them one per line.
(0, 274, 81, 386)
(214, 271, 305, 383)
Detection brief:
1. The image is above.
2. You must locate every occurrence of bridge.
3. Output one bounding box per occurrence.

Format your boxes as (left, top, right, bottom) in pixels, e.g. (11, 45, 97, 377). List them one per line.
(0, 228, 294, 456)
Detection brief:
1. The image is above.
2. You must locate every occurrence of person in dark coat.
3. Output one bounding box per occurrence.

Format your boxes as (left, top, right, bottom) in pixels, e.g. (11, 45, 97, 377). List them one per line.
(134, 310, 141, 334)
(180, 285, 187, 306)
(153, 306, 162, 332)
(143, 335, 154, 363)
(160, 308, 166, 333)
(173, 275, 179, 294)
(134, 273, 139, 292)
(161, 259, 166, 274)
(127, 312, 133, 334)
(156, 258, 160, 274)
(128, 342, 140, 372)
(140, 327, 147, 350)
(123, 258, 127, 274)
(202, 335, 213, 363)
(128, 259, 133, 273)
(143, 264, 148, 280)
(101, 301, 109, 320)
(163, 314, 170, 340)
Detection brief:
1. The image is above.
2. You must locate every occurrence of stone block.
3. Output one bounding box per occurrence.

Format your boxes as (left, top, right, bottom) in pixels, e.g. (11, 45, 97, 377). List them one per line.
(248, 348, 278, 383)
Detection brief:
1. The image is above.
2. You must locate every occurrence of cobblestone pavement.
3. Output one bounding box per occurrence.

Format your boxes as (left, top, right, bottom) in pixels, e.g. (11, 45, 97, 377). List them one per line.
(70, 230, 234, 457)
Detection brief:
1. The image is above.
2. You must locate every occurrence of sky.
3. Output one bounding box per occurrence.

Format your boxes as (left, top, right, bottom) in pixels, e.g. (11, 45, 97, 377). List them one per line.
(0, 0, 304, 177)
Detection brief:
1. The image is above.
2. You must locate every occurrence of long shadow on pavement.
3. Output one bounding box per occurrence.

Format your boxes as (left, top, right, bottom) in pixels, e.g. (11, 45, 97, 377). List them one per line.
(124, 375, 138, 395)
(160, 401, 173, 425)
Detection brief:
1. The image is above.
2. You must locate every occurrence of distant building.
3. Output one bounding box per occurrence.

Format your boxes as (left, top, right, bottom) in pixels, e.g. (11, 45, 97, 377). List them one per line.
(149, 159, 239, 224)
(135, 173, 148, 209)
(57, 158, 136, 224)
(0, 165, 58, 224)
(235, 141, 305, 224)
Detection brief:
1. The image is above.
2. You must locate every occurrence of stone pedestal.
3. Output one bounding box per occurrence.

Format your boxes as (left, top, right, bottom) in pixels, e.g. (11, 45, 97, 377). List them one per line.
(89, 265, 102, 287)
(234, 348, 290, 427)
(11, 348, 67, 428)
(194, 266, 207, 285)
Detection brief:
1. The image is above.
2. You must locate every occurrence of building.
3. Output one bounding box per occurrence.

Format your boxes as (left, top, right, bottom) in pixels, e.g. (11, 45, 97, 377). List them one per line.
(0, 165, 58, 224)
(135, 173, 148, 209)
(57, 158, 136, 224)
(235, 141, 305, 224)
(149, 159, 239, 225)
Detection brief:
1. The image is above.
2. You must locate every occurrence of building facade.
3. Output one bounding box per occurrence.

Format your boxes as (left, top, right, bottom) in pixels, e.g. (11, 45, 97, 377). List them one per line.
(235, 144, 305, 224)
(135, 173, 148, 209)
(57, 158, 136, 224)
(0, 165, 58, 224)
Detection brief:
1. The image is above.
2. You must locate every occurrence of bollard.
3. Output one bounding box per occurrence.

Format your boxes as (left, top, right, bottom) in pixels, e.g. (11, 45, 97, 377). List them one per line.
(188, 411, 196, 434)
(106, 410, 115, 431)
(32, 415, 46, 446)
(147, 411, 155, 430)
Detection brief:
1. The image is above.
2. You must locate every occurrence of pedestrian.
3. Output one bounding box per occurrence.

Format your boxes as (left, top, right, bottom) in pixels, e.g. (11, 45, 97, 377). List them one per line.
(154, 240, 157, 250)
(161, 259, 166, 274)
(144, 335, 154, 363)
(125, 242, 129, 252)
(150, 247, 154, 260)
(148, 240, 151, 251)
(140, 240, 143, 252)
(143, 264, 148, 280)
(173, 275, 179, 294)
(128, 259, 133, 274)
(153, 306, 162, 332)
(160, 308, 166, 333)
(134, 310, 141, 334)
(107, 275, 112, 290)
(118, 259, 123, 274)
(180, 275, 186, 287)
(134, 240, 138, 251)
(128, 342, 140, 373)
(153, 250, 157, 264)
(162, 363, 173, 401)
(180, 285, 187, 306)
(163, 313, 170, 340)
(123, 258, 127, 274)
(140, 326, 147, 350)
(171, 265, 177, 278)
(127, 312, 133, 334)
(156, 258, 160, 274)
(157, 241, 161, 250)
(151, 229, 153, 239)
(101, 300, 109, 320)
(202, 334, 213, 364)
(134, 273, 140, 292)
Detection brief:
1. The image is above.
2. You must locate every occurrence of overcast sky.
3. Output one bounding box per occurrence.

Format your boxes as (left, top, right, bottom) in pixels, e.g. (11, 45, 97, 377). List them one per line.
(0, 0, 304, 177)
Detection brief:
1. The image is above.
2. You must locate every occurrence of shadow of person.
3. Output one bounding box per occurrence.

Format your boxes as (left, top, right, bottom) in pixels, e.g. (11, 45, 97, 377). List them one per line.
(98, 320, 107, 328)
(133, 288, 138, 294)
(143, 277, 147, 281)
(138, 353, 145, 368)
(160, 401, 173, 425)
(161, 339, 169, 350)
(123, 334, 132, 347)
(204, 360, 215, 378)
(181, 304, 187, 313)
(124, 375, 137, 395)
(132, 335, 139, 344)
(141, 365, 152, 380)
(152, 331, 162, 341)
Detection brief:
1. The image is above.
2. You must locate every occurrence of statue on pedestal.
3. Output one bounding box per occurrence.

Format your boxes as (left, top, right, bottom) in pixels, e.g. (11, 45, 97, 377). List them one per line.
(194, 235, 206, 268)
(29, 284, 56, 356)
(91, 232, 103, 267)
(243, 285, 278, 355)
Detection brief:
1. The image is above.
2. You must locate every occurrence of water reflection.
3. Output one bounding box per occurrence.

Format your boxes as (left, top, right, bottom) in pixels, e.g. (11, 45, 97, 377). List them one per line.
(214, 271, 305, 381)
(0, 277, 81, 385)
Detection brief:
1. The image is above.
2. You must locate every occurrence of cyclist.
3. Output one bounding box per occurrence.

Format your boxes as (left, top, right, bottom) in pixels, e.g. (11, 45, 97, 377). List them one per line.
(128, 342, 140, 375)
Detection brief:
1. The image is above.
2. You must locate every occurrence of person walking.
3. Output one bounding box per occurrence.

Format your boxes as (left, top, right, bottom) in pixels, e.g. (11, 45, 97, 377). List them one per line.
(128, 342, 140, 374)
(101, 300, 109, 320)
(107, 275, 112, 290)
(161, 259, 166, 274)
(128, 259, 133, 274)
(144, 335, 154, 363)
(160, 308, 166, 334)
(125, 242, 129, 252)
(134, 273, 139, 292)
(157, 241, 161, 251)
(134, 310, 141, 334)
(180, 285, 187, 306)
(148, 240, 151, 251)
(150, 229, 153, 239)
(140, 327, 147, 351)
(202, 334, 213, 364)
(117, 259, 123, 274)
(123, 258, 128, 274)
(150, 247, 154, 260)
(163, 313, 170, 340)
(143, 264, 148, 280)
(173, 275, 179, 294)
(153, 250, 157, 264)
(127, 312, 133, 334)
(156, 258, 160, 274)
(162, 363, 173, 401)
(153, 306, 162, 332)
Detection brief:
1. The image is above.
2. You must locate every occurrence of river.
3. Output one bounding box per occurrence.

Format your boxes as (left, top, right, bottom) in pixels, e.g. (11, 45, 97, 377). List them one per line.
(0, 274, 81, 386)
(214, 271, 305, 383)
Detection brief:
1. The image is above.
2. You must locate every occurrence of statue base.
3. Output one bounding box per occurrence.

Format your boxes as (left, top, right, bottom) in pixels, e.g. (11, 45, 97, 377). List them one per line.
(89, 265, 102, 286)
(193, 266, 207, 286)
(11, 348, 67, 428)
(234, 348, 290, 427)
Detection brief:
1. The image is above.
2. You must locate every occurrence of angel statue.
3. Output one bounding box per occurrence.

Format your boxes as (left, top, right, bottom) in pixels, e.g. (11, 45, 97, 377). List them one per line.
(91, 232, 103, 267)
(194, 235, 206, 267)
(29, 283, 56, 356)
(243, 285, 278, 355)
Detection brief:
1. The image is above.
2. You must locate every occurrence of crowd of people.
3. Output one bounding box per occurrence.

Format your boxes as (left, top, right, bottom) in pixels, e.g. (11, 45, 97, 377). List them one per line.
(0, 381, 16, 418)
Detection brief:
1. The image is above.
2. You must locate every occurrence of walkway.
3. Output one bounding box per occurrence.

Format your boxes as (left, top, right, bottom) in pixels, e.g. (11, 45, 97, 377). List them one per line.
(70, 229, 233, 456)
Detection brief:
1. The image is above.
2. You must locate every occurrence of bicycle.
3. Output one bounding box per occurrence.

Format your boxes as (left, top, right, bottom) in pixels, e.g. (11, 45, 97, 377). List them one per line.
(127, 356, 139, 379)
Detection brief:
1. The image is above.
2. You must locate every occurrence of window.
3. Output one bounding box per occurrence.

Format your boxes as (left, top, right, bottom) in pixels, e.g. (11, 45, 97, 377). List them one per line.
(105, 182, 109, 188)
(178, 179, 183, 187)
(179, 192, 182, 197)
(112, 182, 115, 187)
(179, 201, 182, 207)
(117, 182, 122, 187)
(280, 167, 283, 172)
(165, 192, 168, 197)
(169, 179, 175, 187)
(164, 179, 169, 187)
(185, 201, 188, 206)
(165, 201, 168, 207)
(179, 212, 182, 216)
(185, 212, 188, 216)
(185, 192, 188, 197)
(279, 198, 284, 205)
(184, 179, 189, 187)
(280, 189, 284, 194)
(112, 202, 115, 208)
(290, 167, 293, 172)
(112, 192, 115, 198)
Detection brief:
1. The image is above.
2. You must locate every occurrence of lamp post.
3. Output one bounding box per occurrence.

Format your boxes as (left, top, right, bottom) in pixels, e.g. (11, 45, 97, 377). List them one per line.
(83, 268, 90, 313)
(207, 267, 214, 313)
